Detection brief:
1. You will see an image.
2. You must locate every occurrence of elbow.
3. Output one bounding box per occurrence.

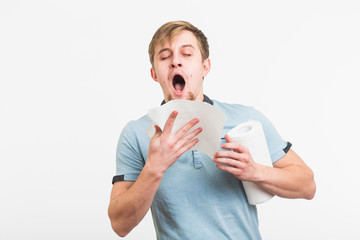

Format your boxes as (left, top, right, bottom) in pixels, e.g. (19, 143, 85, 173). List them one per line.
(304, 170, 316, 200)
(109, 216, 132, 238)
(111, 222, 131, 238)
(304, 183, 316, 200)
(108, 206, 132, 238)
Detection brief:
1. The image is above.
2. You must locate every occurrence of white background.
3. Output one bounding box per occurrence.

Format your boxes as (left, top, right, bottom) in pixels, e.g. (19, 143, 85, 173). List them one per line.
(1, 0, 359, 239)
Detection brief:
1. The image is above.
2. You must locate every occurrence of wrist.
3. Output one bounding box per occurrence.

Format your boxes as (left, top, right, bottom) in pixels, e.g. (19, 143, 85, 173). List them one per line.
(252, 164, 267, 183)
(144, 160, 165, 180)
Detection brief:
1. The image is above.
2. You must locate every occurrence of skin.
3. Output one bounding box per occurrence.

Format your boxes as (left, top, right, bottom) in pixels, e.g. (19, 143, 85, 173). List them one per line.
(108, 111, 202, 237)
(214, 135, 316, 199)
(108, 30, 316, 237)
(150, 30, 210, 102)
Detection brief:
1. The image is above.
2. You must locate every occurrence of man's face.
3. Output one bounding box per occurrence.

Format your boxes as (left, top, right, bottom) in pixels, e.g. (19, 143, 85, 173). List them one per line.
(151, 30, 210, 102)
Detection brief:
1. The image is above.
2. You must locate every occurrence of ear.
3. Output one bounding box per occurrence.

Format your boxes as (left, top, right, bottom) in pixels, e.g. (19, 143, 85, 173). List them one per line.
(150, 67, 158, 82)
(202, 58, 211, 78)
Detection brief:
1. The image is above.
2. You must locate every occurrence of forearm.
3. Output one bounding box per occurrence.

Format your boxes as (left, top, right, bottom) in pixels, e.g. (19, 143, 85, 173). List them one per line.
(108, 162, 163, 237)
(254, 160, 316, 200)
(214, 140, 316, 200)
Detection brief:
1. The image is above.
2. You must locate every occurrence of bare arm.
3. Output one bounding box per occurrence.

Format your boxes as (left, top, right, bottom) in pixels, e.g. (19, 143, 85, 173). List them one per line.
(108, 111, 202, 237)
(213, 135, 316, 200)
(255, 149, 316, 199)
(108, 165, 163, 237)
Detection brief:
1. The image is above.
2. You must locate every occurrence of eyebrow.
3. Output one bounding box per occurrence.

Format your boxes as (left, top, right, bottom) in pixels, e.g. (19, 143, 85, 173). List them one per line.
(158, 48, 170, 55)
(158, 44, 195, 55)
(181, 44, 195, 49)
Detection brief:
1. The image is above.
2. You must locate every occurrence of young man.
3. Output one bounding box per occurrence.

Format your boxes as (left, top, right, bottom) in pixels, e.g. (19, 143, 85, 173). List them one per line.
(108, 21, 316, 239)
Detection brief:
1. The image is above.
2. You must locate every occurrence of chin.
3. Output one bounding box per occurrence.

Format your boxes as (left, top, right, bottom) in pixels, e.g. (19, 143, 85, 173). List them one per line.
(167, 92, 195, 101)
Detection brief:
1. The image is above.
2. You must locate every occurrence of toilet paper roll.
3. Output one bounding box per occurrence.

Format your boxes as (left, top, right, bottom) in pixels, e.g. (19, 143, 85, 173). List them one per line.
(227, 121, 274, 205)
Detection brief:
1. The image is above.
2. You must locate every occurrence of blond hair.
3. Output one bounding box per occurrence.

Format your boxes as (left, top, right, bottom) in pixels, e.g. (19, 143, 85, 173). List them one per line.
(148, 21, 209, 67)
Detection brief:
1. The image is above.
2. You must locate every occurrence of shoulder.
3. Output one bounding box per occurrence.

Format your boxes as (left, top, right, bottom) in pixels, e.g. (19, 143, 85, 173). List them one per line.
(119, 114, 151, 144)
(125, 114, 151, 131)
(212, 99, 254, 124)
(212, 99, 253, 113)
(212, 99, 272, 121)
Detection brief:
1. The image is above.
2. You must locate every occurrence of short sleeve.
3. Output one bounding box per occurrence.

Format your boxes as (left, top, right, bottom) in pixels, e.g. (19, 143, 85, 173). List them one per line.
(251, 107, 290, 163)
(113, 121, 145, 184)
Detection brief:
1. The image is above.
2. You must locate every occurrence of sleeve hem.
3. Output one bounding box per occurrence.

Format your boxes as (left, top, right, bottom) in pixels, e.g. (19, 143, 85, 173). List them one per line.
(271, 150, 286, 164)
(112, 173, 140, 184)
(271, 142, 292, 164)
(283, 141, 292, 153)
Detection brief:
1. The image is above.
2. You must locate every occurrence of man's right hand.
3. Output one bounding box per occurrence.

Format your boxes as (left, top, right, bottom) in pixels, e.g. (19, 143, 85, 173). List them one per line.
(109, 110, 202, 237)
(147, 110, 202, 174)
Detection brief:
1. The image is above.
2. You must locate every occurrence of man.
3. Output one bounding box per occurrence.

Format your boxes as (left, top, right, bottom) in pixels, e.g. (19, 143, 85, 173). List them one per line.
(108, 21, 316, 239)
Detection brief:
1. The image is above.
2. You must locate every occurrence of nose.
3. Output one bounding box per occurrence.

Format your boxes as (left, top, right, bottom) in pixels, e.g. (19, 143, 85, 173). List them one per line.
(171, 62, 182, 68)
(171, 55, 182, 68)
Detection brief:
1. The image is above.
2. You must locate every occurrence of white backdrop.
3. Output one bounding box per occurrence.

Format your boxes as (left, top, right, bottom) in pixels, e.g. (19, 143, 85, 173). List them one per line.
(1, 0, 359, 239)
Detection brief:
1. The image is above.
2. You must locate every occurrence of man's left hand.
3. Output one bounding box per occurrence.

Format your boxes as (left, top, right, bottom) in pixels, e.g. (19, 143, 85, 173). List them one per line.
(213, 134, 264, 182)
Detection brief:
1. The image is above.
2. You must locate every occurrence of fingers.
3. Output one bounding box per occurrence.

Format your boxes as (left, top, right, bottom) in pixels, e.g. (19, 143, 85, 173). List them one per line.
(163, 110, 201, 139)
(215, 163, 243, 176)
(177, 137, 200, 158)
(172, 119, 202, 158)
(162, 110, 201, 138)
(222, 135, 249, 153)
(175, 118, 200, 138)
(214, 150, 247, 162)
(213, 150, 252, 180)
(159, 111, 202, 157)
(177, 126, 202, 146)
(213, 149, 251, 165)
(153, 125, 162, 139)
(224, 134, 235, 143)
(213, 156, 243, 168)
(162, 111, 178, 135)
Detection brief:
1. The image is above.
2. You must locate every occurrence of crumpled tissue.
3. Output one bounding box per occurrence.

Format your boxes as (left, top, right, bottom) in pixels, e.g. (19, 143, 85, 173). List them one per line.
(146, 100, 225, 158)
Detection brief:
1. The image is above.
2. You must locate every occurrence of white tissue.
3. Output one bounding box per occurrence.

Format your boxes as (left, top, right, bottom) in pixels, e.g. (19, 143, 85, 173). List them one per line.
(227, 121, 275, 205)
(147, 100, 225, 158)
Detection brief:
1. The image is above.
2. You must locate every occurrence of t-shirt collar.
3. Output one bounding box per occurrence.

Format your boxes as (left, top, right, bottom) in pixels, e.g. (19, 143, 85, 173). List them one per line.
(161, 94, 213, 106)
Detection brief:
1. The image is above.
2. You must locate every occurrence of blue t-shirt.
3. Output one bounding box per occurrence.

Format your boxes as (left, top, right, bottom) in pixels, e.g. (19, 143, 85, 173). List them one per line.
(113, 98, 289, 240)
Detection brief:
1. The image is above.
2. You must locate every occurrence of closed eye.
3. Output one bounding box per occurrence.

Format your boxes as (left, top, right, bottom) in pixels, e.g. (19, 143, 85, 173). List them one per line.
(160, 54, 171, 60)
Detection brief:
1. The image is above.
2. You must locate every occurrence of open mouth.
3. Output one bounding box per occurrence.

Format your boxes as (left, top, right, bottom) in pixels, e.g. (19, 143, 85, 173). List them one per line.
(172, 74, 185, 93)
